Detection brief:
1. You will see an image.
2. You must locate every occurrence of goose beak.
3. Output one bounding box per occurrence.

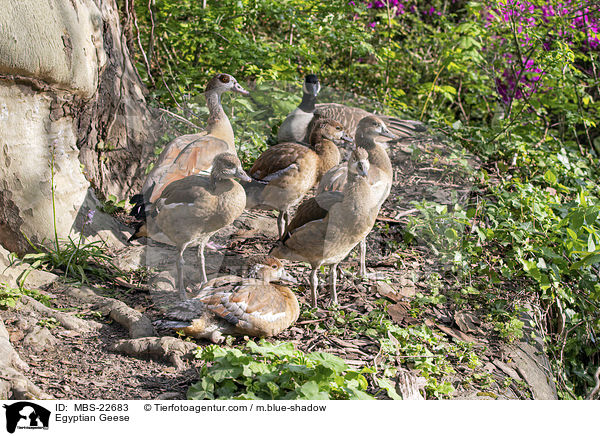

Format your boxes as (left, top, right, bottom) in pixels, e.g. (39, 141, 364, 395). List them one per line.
(235, 167, 252, 182)
(357, 161, 369, 177)
(233, 82, 250, 96)
(304, 82, 320, 97)
(341, 133, 354, 143)
(279, 269, 298, 284)
(379, 125, 397, 139)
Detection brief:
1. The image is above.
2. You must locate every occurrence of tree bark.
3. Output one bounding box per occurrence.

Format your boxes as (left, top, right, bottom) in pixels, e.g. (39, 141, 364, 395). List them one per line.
(0, 0, 160, 254)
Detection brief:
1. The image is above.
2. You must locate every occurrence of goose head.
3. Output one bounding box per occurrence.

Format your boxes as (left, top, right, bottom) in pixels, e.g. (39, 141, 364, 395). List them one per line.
(205, 73, 249, 96)
(303, 74, 320, 98)
(348, 147, 370, 178)
(309, 118, 353, 146)
(211, 153, 252, 182)
(248, 256, 298, 284)
(356, 116, 396, 142)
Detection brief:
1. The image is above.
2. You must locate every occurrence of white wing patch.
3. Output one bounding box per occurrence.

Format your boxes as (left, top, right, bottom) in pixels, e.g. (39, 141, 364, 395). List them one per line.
(251, 311, 286, 322)
(160, 202, 196, 209)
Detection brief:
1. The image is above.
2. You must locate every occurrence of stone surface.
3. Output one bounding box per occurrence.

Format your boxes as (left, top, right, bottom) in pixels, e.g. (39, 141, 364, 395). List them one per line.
(0, 245, 58, 289)
(23, 326, 58, 352)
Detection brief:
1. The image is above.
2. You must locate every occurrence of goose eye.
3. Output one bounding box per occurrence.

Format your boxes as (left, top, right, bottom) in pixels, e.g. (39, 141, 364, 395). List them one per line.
(219, 74, 230, 83)
(271, 264, 278, 269)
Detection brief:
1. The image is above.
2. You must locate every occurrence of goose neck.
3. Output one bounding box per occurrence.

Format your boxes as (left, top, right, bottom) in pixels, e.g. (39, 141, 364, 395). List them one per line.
(298, 92, 317, 112)
(206, 90, 225, 123)
(205, 90, 235, 149)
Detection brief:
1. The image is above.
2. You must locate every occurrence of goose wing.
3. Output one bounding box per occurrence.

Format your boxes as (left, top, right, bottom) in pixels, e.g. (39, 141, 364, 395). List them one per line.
(283, 190, 343, 240)
(315, 103, 427, 138)
(250, 143, 310, 181)
(148, 136, 229, 202)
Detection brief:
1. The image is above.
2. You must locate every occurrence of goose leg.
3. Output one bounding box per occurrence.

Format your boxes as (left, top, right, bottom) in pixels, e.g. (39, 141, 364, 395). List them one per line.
(330, 263, 339, 306)
(197, 240, 208, 284)
(176, 245, 187, 300)
(283, 209, 290, 231)
(309, 268, 319, 308)
(277, 210, 286, 239)
(359, 238, 367, 277)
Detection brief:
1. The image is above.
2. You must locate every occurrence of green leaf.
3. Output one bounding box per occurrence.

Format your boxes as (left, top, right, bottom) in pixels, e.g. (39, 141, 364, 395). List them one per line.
(588, 234, 596, 253)
(544, 169, 557, 185)
(375, 376, 402, 400)
(297, 381, 329, 400)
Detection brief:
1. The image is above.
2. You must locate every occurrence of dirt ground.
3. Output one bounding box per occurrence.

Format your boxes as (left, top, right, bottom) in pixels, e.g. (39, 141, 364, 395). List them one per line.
(1, 134, 553, 400)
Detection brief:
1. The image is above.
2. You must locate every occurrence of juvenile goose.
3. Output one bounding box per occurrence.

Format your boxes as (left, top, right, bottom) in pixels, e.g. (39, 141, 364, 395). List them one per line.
(277, 75, 425, 144)
(271, 148, 377, 307)
(277, 74, 320, 143)
(131, 73, 249, 217)
(243, 118, 348, 238)
(129, 153, 251, 300)
(158, 256, 299, 343)
(317, 115, 395, 276)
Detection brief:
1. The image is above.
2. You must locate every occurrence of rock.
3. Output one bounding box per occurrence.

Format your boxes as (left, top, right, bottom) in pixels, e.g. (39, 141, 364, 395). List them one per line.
(0, 245, 58, 289)
(501, 309, 557, 400)
(113, 245, 147, 271)
(454, 311, 482, 334)
(23, 326, 58, 352)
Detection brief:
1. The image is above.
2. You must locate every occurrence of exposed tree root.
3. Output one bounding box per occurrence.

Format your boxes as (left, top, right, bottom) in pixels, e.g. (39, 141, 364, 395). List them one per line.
(19, 295, 98, 332)
(0, 318, 52, 400)
(64, 286, 155, 338)
(109, 337, 197, 370)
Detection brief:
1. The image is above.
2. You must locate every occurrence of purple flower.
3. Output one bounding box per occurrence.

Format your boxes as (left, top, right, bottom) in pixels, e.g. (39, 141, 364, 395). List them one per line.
(85, 209, 96, 226)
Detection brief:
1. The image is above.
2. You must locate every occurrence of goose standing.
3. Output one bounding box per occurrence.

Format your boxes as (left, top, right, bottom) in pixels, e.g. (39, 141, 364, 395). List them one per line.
(271, 148, 378, 307)
(317, 116, 395, 277)
(243, 118, 349, 238)
(158, 256, 299, 343)
(131, 73, 248, 218)
(129, 153, 251, 300)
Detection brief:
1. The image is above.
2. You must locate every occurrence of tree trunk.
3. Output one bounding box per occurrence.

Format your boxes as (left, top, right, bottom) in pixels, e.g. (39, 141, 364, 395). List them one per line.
(0, 0, 159, 254)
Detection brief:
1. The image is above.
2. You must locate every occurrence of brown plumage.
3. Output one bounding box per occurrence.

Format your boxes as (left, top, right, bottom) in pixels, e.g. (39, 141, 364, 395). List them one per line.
(277, 76, 426, 144)
(243, 118, 348, 238)
(271, 148, 376, 307)
(130, 153, 251, 300)
(130, 73, 248, 217)
(312, 103, 426, 141)
(159, 256, 299, 343)
(316, 116, 395, 276)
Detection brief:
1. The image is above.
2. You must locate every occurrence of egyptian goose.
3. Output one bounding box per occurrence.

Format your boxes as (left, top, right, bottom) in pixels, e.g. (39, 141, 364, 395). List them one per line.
(277, 75, 425, 144)
(243, 118, 349, 238)
(159, 256, 299, 343)
(271, 147, 377, 307)
(129, 153, 251, 300)
(277, 74, 320, 143)
(130, 73, 248, 218)
(317, 116, 395, 276)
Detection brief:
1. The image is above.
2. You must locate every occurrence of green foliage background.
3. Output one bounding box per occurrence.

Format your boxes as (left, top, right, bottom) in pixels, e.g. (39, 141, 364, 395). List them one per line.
(128, 0, 600, 398)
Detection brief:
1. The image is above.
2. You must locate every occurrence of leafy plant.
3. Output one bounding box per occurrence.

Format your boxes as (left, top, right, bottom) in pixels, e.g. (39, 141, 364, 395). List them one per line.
(0, 283, 54, 310)
(188, 340, 375, 400)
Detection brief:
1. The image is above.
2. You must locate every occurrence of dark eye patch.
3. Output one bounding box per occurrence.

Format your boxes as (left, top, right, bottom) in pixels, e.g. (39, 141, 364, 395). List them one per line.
(219, 74, 230, 83)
